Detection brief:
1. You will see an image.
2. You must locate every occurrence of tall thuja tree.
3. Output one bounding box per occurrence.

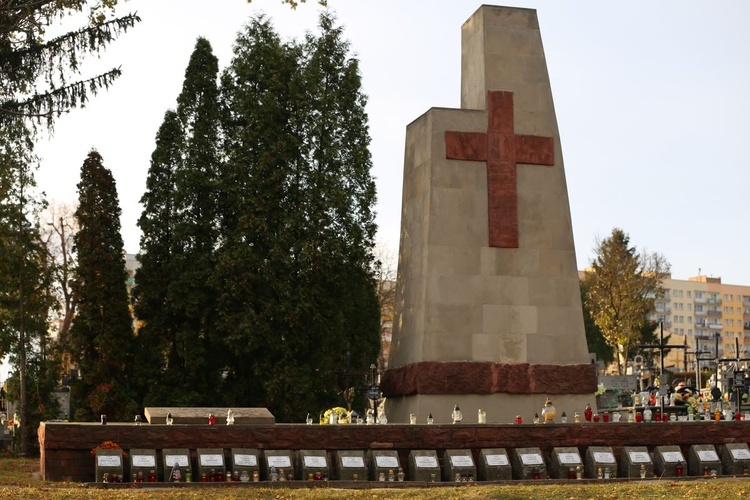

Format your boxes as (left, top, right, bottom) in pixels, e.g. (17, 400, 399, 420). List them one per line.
(216, 14, 379, 420)
(0, 121, 57, 454)
(69, 150, 136, 421)
(133, 38, 223, 407)
(298, 12, 379, 402)
(168, 37, 223, 404)
(131, 111, 182, 406)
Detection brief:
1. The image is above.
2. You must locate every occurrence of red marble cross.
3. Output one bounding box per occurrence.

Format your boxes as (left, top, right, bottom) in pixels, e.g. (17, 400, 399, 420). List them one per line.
(445, 91, 554, 248)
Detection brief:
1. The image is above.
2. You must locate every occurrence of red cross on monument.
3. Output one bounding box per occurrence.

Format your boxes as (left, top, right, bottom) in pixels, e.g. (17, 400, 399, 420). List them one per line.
(445, 91, 555, 248)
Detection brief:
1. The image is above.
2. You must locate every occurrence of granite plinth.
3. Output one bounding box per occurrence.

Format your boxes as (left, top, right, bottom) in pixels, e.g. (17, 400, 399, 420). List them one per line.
(144, 407, 274, 425)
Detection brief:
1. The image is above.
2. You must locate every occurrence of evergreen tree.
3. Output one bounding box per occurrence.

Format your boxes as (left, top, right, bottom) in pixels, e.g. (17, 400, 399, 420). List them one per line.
(0, 1, 139, 126)
(216, 13, 380, 421)
(585, 228, 670, 375)
(133, 37, 223, 406)
(0, 120, 57, 454)
(69, 150, 136, 421)
(131, 111, 182, 406)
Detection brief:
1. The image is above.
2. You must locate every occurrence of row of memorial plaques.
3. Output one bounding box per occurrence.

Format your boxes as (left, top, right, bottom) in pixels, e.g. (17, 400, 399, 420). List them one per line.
(93, 443, 750, 482)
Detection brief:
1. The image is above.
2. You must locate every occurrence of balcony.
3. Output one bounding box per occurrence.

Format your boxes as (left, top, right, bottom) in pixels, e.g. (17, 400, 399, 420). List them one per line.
(707, 309, 721, 317)
(745, 322, 750, 331)
(707, 297, 722, 305)
(654, 306, 671, 314)
(695, 309, 706, 316)
(694, 296, 707, 304)
(708, 323, 722, 330)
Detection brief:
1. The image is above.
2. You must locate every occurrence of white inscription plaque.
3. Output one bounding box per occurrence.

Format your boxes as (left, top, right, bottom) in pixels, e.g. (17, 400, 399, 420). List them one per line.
(200, 454, 224, 467)
(593, 452, 616, 464)
(486, 454, 509, 466)
(520, 454, 544, 466)
(450, 455, 474, 467)
(267, 456, 292, 468)
(304, 456, 328, 468)
(731, 449, 750, 460)
(132, 455, 156, 468)
(375, 456, 399, 468)
(234, 454, 257, 467)
(628, 451, 651, 463)
(661, 451, 684, 463)
(165, 454, 189, 467)
(341, 456, 365, 468)
(414, 456, 438, 468)
(97, 455, 121, 467)
(697, 450, 719, 462)
(557, 452, 581, 465)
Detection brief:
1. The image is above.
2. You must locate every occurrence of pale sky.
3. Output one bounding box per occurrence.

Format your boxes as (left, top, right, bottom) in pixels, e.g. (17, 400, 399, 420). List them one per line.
(35, 0, 750, 285)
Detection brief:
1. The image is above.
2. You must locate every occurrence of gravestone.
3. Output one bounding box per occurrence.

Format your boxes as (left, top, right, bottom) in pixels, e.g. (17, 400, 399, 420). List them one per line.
(550, 446, 583, 479)
(653, 445, 686, 477)
(95, 449, 124, 482)
(334, 450, 368, 481)
(585, 446, 617, 479)
(382, 5, 596, 424)
(162, 448, 191, 482)
(368, 450, 402, 481)
(688, 444, 721, 477)
(478, 448, 512, 481)
(298, 450, 329, 481)
(443, 449, 476, 481)
(231, 448, 260, 480)
(620, 446, 653, 478)
(511, 447, 547, 480)
(262, 450, 294, 480)
(409, 450, 441, 482)
(197, 448, 226, 480)
(129, 449, 157, 483)
(720, 443, 750, 475)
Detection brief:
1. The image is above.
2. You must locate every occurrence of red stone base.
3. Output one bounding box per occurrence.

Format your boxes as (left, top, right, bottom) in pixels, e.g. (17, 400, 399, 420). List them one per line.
(381, 361, 597, 397)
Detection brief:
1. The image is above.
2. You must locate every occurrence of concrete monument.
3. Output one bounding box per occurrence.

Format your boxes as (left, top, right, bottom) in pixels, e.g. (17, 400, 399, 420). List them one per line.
(382, 5, 597, 424)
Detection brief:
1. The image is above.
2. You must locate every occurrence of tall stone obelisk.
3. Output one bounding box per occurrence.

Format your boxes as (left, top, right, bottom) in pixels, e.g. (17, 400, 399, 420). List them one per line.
(382, 5, 597, 424)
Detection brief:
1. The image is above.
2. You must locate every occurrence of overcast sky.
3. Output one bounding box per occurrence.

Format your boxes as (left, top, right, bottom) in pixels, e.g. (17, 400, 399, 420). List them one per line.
(34, 0, 750, 285)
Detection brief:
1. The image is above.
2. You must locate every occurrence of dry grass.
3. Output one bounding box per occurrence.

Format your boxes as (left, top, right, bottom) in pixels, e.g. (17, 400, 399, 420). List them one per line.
(1, 459, 749, 499)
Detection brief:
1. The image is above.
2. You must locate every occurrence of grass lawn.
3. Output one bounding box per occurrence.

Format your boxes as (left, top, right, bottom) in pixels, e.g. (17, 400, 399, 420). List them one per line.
(2, 458, 750, 499)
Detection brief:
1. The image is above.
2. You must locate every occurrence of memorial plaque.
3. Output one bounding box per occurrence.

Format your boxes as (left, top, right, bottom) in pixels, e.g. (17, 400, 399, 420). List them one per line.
(585, 446, 617, 479)
(620, 447, 653, 478)
(443, 449, 476, 482)
(298, 450, 329, 481)
(231, 448, 261, 480)
(409, 450, 441, 482)
(196, 448, 224, 480)
(95, 449, 124, 483)
(335, 450, 367, 481)
(130, 449, 157, 483)
(551, 447, 583, 479)
(479, 449, 512, 481)
(512, 448, 547, 480)
(263, 450, 295, 480)
(720, 443, 750, 475)
(653, 446, 685, 477)
(688, 444, 722, 477)
(162, 448, 191, 482)
(368, 450, 402, 481)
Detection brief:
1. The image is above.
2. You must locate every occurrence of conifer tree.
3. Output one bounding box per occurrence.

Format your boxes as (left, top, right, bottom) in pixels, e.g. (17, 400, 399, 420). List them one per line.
(133, 38, 223, 406)
(0, 121, 56, 453)
(584, 228, 670, 375)
(0, 1, 139, 126)
(216, 13, 379, 420)
(69, 150, 136, 421)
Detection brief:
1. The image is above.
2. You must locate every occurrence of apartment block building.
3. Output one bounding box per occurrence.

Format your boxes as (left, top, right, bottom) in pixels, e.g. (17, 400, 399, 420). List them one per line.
(648, 275, 750, 371)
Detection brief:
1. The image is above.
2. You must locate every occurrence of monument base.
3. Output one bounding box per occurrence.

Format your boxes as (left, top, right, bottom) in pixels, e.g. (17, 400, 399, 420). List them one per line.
(385, 394, 597, 425)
